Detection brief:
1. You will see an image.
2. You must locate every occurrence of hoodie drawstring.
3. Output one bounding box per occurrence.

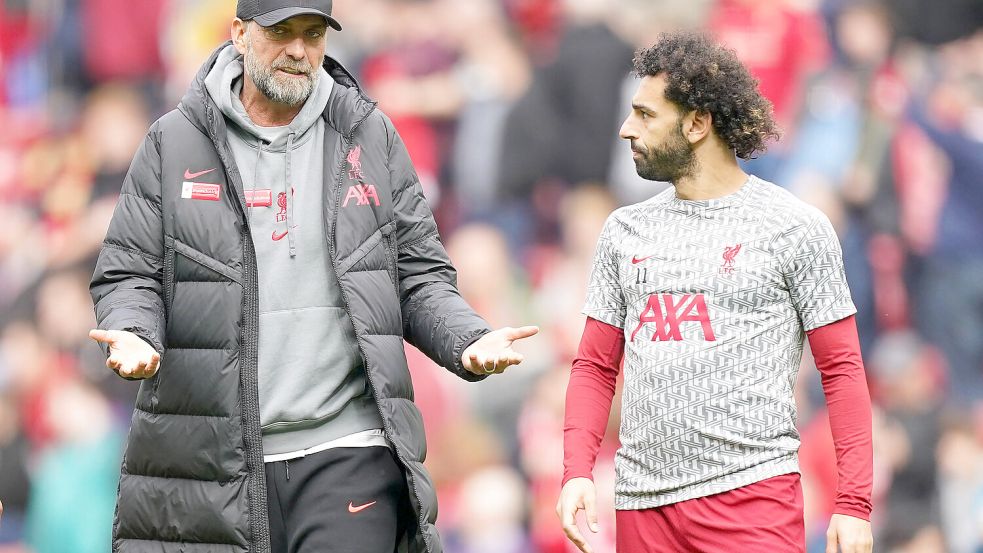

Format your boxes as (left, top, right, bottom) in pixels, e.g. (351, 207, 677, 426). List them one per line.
(250, 141, 264, 227)
(285, 132, 297, 258)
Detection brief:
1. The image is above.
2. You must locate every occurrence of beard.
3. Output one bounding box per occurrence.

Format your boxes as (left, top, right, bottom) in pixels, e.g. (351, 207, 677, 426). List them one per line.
(632, 120, 696, 183)
(244, 40, 318, 106)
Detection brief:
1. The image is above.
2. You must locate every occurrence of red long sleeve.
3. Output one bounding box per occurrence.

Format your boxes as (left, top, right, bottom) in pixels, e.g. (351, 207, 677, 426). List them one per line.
(563, 317, 625, 486)
(806, 315, 874, 520)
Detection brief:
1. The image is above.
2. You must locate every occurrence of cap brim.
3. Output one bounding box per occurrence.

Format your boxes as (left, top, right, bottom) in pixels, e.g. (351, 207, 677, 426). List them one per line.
(253, 7, 342, 31)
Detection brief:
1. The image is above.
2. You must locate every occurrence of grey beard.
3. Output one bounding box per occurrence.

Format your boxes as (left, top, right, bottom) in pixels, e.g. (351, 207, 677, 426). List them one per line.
(244, 45, 318, 106)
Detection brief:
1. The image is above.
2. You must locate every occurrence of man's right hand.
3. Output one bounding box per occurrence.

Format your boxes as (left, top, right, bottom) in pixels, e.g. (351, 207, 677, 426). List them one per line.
(556, 477, 599, 553)
(88, 329, 161, 379)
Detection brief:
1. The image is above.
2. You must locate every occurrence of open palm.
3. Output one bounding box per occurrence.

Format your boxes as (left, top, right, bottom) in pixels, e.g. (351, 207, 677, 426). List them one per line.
(89, 329, 161, 379)
(461, 325, 539, 375)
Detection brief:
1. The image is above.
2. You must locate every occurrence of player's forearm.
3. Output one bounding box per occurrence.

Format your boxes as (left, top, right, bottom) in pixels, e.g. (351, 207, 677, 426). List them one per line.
(563, 317, 624, 484)
(563, 371, 616, 482)
(807, 315, 874, 520)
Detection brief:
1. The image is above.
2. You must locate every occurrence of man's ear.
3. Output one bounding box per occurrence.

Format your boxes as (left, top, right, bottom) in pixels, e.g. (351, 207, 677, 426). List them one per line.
(232, 18, 249, 55)
(684, 110, 713, 145)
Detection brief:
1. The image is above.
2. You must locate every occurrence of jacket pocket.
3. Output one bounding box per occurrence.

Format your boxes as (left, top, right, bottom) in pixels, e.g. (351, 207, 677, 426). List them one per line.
(381, 222, 399, 295)
(336, 220, 398, 278)
(163, 236, 176, 317)
(172, 238, 243, 285)
(157, 237, 176, 413)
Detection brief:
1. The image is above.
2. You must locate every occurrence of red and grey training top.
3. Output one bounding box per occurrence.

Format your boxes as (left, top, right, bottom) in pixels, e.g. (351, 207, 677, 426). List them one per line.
(573, 176, 871, 515)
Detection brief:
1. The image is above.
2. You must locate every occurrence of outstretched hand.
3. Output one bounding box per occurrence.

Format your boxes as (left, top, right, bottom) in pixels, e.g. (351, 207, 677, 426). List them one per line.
(89, 329, 161, 379)
(461, 325, 539, 375)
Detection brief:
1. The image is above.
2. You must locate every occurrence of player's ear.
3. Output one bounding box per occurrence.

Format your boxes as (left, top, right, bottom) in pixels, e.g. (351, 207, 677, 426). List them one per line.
(684, 110, 713, 145)
(232, 18, 249, 55)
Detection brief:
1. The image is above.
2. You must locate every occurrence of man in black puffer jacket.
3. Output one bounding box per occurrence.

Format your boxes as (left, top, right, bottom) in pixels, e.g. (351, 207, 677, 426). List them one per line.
(88, 1, 538, 552)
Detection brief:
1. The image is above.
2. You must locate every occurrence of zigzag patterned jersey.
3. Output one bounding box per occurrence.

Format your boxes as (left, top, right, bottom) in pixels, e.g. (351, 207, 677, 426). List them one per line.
(583, 176, 856, 510)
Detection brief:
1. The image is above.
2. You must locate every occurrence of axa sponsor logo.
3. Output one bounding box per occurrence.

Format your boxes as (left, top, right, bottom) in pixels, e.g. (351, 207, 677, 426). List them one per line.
(343, 144, 382, 207)
(343, 184, 381, 207)
(630, 293, 716, 342)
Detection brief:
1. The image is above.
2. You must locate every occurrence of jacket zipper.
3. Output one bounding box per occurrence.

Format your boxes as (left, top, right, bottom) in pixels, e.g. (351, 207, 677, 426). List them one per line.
(204, 101, 271, 553)
(327, 107, 434, 553)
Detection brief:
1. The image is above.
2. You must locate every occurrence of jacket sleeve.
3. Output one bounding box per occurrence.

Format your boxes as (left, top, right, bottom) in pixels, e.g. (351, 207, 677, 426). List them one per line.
(384, 116, 492, 381)
(89, 124, 166, 357)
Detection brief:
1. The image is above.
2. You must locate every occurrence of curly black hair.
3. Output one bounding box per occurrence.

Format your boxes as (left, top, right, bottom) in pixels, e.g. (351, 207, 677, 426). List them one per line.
(632, 32, 780, 159)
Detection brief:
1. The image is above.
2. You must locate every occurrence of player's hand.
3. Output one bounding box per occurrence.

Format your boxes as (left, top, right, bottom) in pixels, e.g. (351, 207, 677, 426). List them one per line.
(556, 477, 599, 553)
(826, 513, 872, 553)
(461, 326, 538, 375)
(89, 329, 161, 379)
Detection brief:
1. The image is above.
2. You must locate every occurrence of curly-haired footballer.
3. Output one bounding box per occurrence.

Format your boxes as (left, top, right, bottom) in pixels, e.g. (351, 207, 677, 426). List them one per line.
(556, 32, 873, 553)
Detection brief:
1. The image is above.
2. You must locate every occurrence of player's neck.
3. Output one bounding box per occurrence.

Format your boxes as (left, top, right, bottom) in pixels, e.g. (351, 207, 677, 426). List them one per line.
(673, 155, 748, 201)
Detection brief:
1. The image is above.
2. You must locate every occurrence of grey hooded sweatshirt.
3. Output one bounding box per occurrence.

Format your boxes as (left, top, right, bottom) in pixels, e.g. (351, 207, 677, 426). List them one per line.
(204, 45, 382, 454)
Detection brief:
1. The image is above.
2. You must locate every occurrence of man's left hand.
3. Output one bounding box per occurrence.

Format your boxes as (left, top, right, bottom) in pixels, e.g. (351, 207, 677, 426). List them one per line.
(826, 513, 872, 553)
(462, 326, 539, 375)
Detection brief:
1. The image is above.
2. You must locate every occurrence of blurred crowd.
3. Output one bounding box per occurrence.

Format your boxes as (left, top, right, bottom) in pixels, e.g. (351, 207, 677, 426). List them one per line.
(1, 0, 982, 551)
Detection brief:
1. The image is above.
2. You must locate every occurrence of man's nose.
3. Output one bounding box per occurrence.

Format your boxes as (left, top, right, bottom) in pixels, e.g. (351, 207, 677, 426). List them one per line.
(284, 37, 306, 60)
(619, 116, 638, 141)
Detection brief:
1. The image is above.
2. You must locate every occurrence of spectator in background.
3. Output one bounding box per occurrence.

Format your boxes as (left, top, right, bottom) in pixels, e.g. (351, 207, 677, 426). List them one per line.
(709, 0, 830, 181)
(0, 322, 66, 450)
(163, 0, 245, 105)
(906, 31, 983, 404)
(531, 184, 617, 357)
(520, 361, 618, 553)
(937, 418, 983, 553)
(866, 330, 945, 551)
(447, 0, 531, 220)
(79, 0, 166, 86)
(79, 84, 153, 200)
(0, 0, 50, 115)
(497, 0, 633, 244)
(0, 394, 30, 545)
(24, 379, 122, 553)
(361, 0, 457, 207)
(443, 466, 532, 553)
(444, 223, 546, 448)
(778, 0, 907, 348)
(888, 0, 983, 46)
(0, 206, 40, 311)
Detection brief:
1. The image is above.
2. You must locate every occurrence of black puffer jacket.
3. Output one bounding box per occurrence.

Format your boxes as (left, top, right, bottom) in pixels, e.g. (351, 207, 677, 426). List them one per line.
(90, 43, 490, 553)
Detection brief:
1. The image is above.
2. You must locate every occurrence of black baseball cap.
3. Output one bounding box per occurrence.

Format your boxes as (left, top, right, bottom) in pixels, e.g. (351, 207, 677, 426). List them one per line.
(236, 0, 342, 31)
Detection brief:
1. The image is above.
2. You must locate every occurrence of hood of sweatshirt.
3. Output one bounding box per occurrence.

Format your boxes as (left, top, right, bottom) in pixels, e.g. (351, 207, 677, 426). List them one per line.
(203, 44, 332, 256)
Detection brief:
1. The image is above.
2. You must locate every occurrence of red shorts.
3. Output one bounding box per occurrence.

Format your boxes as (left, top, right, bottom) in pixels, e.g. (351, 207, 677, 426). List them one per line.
(616, 473, 805, 553)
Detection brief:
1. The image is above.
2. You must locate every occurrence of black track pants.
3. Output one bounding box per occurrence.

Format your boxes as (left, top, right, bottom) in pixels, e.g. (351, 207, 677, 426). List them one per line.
(265, 446, 412, 553)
